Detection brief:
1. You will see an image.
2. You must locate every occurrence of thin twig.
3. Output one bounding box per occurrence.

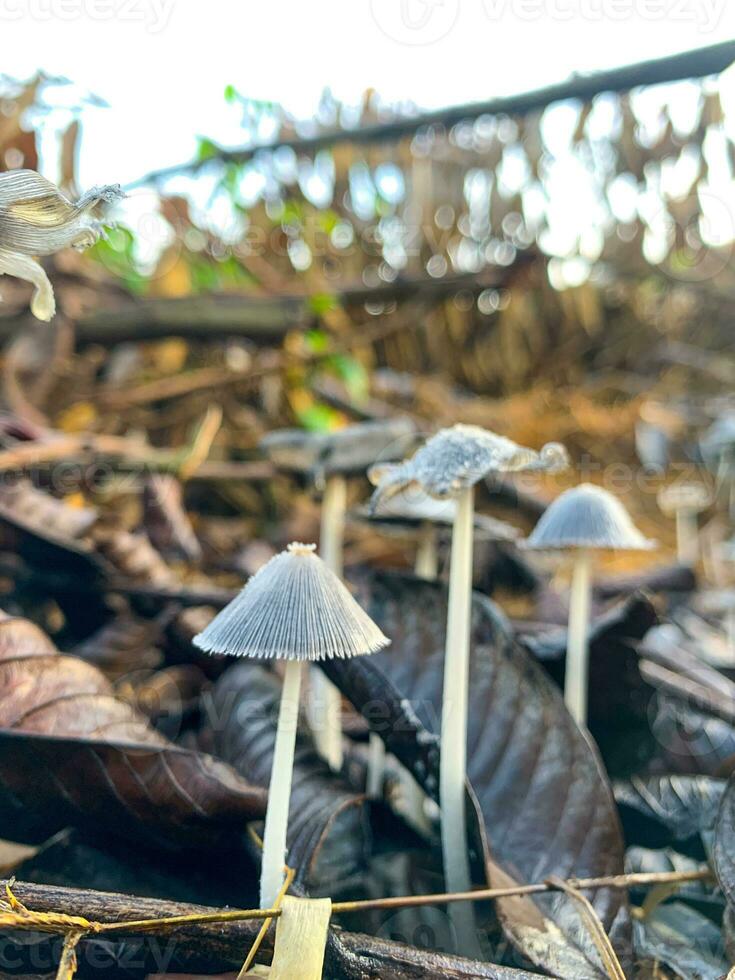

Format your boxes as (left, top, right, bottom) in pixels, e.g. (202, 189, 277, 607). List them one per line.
(55, 929, 86, 980)
(327, 867, 713, 915)
(237, 866, 295, 979)
(99, 310, 424, 410)
(0, 868, 713, 980)
(0, 435, 180, 473)
(0, 406, 221, 478)
(177, 403, 223, 480)
(85, 866, 714, 933)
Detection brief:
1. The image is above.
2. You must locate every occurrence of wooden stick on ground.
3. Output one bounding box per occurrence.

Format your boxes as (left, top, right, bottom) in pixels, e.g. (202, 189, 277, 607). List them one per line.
(0, 869, 712, 978)
(0, 879, 534, 980)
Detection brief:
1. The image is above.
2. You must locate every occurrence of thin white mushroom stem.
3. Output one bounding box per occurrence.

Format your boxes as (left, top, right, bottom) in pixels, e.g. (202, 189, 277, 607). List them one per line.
(717, 450, 735, 520)
(414, 521, 439, 580)
(260, 659, 303, 909)
(565, 549, 593, 725)
(320, 474, 347, 573)
(311, 474, 347, 770)
(675, 507, 699, 564)
(440, 485, 479, 955)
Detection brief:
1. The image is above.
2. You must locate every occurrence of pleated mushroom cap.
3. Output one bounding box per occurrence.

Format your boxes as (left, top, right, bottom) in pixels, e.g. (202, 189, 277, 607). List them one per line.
(523, 484, 656, 552)
(368, 423, 569, 509)
(193, 542, 389, 661)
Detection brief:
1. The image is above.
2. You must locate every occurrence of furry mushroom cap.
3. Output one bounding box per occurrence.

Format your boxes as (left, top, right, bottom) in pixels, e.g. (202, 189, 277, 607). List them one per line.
(523, 483, 656, 551)
(193, 542, 389, 661)
(368, 423, 569, 509)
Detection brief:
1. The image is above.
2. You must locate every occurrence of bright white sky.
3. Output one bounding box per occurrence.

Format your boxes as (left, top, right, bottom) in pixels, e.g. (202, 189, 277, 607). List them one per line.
(3, 0, 735, 188)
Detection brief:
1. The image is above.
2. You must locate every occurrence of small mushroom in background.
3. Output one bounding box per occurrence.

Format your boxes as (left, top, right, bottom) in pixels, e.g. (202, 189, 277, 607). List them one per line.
(657, 482, 711, 565)
(634, 399, 685, 473)
(700, 412, 735, 518)
(358, 488, 520, 581)
(522, 484, 656, 726)
(369, 423, 568, 948)
(193, 542, 389, 909)
(260, 419, 416, 771)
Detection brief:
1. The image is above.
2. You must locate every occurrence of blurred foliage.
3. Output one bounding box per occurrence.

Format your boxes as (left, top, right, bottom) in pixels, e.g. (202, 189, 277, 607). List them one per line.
(1, 64, 734, 446)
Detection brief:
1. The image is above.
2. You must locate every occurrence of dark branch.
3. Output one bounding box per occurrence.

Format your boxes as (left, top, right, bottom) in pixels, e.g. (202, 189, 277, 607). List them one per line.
(0, 266, 524, 344)
(0, 878, 539, 979)
(137, 42, 735, 183)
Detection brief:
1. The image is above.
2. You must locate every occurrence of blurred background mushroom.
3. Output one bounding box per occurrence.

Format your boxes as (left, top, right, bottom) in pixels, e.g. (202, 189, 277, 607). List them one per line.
(356, 488, 520, 582)
(523, 483, 656, 725)
(657, 482, 712, 566)
(701, 413, 735, 520)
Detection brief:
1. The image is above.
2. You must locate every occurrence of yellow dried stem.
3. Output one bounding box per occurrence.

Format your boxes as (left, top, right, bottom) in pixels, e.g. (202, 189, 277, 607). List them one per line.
(268, 896, 332, 980)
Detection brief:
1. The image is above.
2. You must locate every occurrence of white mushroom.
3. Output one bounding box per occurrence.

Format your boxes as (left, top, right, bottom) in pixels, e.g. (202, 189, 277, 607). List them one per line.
(260, 419, 416, 771)
(369, 424, 568, 507)
(701, 413, 735, 518)
(523, 484, 655, 725)
(193, 541, 389, 908)
(369, 423, 568, 948)
(657, 482, 711, 565)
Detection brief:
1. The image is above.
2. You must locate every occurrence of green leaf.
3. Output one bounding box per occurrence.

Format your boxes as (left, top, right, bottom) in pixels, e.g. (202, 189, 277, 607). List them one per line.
(196, 137, 220, 163)
(88, 226, 147, 295)
(189, 258, 220, 293)
(295, 403, 339, 432)
(304, 328, 329, 353)
(307, 293, 339, 316)
(316, 210, 341, 234)
(331, 354, 369, 402)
